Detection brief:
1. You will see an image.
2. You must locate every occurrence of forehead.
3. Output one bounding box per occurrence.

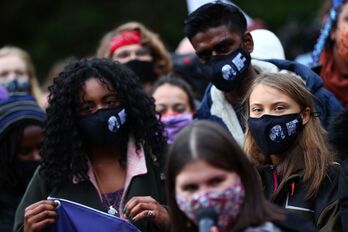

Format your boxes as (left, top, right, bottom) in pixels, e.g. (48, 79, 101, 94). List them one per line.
(0, 55, 27, 70)
(79, 77, 116, 98)
(113, 44, 144, 54)
(249, 83, 297, 105)
(176, 160, 223, 181)
(153, 84, 189, 104)
(190, 25, 241, 50)
(338, 3, 348, 22)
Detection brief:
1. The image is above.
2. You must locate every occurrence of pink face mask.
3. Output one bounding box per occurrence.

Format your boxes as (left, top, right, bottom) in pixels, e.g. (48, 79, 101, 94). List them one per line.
(176, 183, 245, 231)
(336, 27, 348, 59)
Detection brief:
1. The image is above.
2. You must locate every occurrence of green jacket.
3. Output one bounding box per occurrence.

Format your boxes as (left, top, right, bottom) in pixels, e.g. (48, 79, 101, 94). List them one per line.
(13, 152, 166, 232)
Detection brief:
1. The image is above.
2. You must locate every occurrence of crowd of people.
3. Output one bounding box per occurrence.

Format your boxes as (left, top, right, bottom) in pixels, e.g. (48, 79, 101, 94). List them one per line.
(1, 1, 348, 232)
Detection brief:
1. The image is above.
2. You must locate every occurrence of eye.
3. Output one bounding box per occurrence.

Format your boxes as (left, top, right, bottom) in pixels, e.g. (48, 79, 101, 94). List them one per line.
(104, 95, 120, 108)
(15, 70, 26, 76)
(0, 71, 9, 77)
(18, 149, 30, 157)
(115, 51, 130, 59)
(274, 105, 286, 112)
(181, 183, 199, 193)
(155, 104, 166, 115)
(215, 44, 230, 54)
(208, 176, 224, 187)
(135, 47, 151, 57)
(79, 102, 94, 114)
(251, 106, 262, 113)
(173, 104, 188, 114)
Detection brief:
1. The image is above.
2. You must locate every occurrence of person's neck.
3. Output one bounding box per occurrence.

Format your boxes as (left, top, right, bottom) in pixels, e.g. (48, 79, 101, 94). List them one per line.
(224, 67, 257, 106)
(270, 154, 282, 166)
(89, 141, 123, 163)
(333, 46, 348, 76)
(89, 143, 126, 193)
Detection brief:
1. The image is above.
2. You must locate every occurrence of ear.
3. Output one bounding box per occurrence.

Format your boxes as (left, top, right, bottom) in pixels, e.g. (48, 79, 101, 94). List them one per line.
(301, 107, 311, 125)
(242, 32, 254, 53)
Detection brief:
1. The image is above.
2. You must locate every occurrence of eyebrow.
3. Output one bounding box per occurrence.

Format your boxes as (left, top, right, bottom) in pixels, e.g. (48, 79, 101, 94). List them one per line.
(195, 38, 234, 58)
(102, 92, 118, 100)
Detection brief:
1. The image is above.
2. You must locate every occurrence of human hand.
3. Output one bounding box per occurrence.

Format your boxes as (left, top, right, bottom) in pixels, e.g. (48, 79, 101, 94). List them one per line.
(24, 200, 57, 232)
(123, 196, 170, 230)
(211, 226, 219, 232)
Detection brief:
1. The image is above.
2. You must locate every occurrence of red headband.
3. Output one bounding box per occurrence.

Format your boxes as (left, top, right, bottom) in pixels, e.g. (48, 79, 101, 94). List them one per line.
(109, 30, 141, 55)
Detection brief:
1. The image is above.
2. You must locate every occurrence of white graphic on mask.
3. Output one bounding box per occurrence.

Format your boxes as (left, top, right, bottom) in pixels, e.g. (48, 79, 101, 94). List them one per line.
(220, 53, 246, 80)
(232, 53, 246, 71)
(221, 64, 236, 80)
(286, 119, 299, 136)
(269, 125, 286, 142)
(108, 116, 119, 132)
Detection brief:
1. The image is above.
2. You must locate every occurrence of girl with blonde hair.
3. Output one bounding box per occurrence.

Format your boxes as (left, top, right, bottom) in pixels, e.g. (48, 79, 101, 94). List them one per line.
(244, 72, 341, 231)
(0, 46, 42, 103)
(96, 22, 172, 92)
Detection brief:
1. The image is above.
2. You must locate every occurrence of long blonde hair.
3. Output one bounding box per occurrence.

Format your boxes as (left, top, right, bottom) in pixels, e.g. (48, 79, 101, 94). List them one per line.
(0, 46, 42, 103)
(243, 72, 332, 199)
(96, 21, 172, 76)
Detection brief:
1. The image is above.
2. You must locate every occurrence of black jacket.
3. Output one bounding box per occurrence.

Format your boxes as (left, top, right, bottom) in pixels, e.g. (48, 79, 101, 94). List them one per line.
(259, 164, 341, 232)
(13, 153, 166, 232)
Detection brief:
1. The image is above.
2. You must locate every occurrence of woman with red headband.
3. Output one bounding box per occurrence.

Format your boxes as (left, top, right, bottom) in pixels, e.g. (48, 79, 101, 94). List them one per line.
(97, 22, 172, 93)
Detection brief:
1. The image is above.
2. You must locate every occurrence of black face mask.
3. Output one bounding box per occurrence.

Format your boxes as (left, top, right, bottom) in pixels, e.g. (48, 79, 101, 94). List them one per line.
(247, 113, 303, 155)
(199, 48, 251, 92)
(77, 107, 127, 147)
(3, 79, 30, 94)
(18, 160, 40, 187)
(125, 60, 157, 83)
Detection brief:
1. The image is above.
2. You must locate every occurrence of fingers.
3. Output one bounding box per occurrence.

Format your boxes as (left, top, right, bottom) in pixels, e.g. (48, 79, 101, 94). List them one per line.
(124, 196, 156, 220)
(211, 226, 220, 232)
(24, 200, 57, 232)
(123, 196, 170, 230)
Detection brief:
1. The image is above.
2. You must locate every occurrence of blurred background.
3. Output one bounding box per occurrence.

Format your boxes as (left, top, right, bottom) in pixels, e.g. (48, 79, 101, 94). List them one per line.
(0, 0, 322, 82)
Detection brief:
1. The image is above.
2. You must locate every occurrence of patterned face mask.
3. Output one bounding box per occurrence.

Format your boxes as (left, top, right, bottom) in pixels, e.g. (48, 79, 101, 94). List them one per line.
(336, 27, 348, 59)
(176, 183, 245, 231)
(247, 113, 303, 155)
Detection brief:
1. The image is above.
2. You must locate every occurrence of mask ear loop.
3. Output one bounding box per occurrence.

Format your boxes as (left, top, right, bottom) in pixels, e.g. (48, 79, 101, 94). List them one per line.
(299, 106, 321, 118)
(310, 112, 321, 117)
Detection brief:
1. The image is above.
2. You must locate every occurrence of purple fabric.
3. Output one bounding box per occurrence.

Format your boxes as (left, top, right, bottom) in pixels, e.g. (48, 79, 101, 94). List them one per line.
(0, 85, 9, 100)
(101, 188, 124, 214)
(51, 197, 139, 232)
(161, 113, 193, 144)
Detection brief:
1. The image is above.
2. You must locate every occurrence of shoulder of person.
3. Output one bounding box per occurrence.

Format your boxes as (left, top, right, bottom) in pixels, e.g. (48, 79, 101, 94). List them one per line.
(274, 211, 319, 232)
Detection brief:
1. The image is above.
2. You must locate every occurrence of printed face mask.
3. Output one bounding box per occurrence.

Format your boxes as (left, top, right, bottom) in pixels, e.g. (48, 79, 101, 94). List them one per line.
(199, 48, 251, 92)
(77, 107, 127, 147)
(247, 113, 303, 155)
(336, 27, 348, 59)
(161, 113, 193, 144)
(125, 60, 157, 83)
(2, 79, 30, 94)
(176, 184, 245, 231)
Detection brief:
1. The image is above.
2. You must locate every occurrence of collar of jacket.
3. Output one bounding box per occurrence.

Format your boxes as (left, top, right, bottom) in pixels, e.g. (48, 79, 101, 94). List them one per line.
(72, 136, 147, 209)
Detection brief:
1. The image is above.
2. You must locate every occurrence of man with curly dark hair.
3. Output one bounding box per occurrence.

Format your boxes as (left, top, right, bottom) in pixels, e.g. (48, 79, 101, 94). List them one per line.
(13, 58, 170, 232)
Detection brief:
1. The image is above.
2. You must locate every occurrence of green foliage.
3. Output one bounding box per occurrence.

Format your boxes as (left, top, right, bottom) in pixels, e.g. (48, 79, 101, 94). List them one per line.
(0, 0, 321, 83)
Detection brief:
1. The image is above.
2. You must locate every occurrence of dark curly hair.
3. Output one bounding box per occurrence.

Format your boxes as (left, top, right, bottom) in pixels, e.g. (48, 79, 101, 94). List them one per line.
(41, 58, 166, 188)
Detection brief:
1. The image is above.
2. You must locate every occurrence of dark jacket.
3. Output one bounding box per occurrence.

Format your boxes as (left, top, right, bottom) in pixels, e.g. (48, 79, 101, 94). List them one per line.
(258, 164, 341, 232)
(13, 153, 166, 232)
(0, 190, 22, 232)
(196, 59, 343, 131)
